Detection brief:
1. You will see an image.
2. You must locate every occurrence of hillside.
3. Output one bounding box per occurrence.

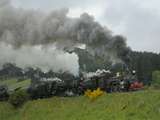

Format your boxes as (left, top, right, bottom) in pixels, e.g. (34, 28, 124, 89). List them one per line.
(1, 89, 160, 120)
(0, 79, 31, 91)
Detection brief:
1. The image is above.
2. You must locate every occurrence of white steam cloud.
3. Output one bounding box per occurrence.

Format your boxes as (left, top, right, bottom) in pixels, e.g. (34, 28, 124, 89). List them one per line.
(0, 43, 79, 75)
(0, 0, 130, 75)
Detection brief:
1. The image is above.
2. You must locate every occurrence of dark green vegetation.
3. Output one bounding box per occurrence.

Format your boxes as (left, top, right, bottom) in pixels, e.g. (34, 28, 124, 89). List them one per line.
(0, 89, 160, 120)
(129, 52, 160, 84)
(0, 79, 31, 91)
(152, 71, 160, 87)
(75, 49, 160, 84)
(9, 89, 29, 108)
(0, 51, 160, 87)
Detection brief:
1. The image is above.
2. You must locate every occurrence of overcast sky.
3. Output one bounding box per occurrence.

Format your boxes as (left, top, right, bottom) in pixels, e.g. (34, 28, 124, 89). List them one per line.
(12, 0, 160, 53)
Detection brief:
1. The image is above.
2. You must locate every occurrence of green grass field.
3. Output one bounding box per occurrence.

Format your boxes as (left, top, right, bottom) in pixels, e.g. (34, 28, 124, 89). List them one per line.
(1, 89, 160, 120)
(0, 79, 31, 91)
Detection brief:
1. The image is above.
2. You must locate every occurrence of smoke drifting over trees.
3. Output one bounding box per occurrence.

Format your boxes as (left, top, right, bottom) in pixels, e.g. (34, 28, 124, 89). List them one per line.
(0, 44, 79, 75)
(0, 0, 130, 75)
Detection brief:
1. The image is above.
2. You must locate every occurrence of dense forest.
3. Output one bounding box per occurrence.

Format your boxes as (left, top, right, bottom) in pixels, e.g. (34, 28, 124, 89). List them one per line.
(75, 48, 160, 85)
(129, 51, 160, 84)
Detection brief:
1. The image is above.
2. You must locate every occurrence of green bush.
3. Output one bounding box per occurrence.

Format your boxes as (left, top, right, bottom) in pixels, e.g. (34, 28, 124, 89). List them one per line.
(152, 71, 160, 88)
(9, 89, 29, 108)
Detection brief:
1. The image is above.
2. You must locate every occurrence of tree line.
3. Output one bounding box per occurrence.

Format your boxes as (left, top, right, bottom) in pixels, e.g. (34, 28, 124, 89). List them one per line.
(0, 49, 160, 85)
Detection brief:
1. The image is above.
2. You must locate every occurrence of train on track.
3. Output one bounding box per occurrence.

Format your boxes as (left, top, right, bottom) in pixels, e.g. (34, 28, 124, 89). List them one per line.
(27, 69, 144, 99)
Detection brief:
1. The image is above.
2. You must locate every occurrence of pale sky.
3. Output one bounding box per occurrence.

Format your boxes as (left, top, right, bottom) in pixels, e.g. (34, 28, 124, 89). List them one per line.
(12, 0, 160, 53)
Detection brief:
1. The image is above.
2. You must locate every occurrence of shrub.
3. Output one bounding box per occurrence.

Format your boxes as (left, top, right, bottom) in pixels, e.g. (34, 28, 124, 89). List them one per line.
(0, 85, 9, 101)
(85, 88, 104, 101)
(152, 71, 160, 86)
(9, 89, 29, 108)
(152, 71, 160, 88)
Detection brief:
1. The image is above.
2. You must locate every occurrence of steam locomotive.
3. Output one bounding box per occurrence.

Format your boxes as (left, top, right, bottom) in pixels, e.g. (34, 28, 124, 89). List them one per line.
(27, 69, 143, 99)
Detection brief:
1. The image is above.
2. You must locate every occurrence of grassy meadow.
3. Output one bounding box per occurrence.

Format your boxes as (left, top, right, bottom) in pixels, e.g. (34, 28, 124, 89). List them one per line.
(1, 89, 160, 120)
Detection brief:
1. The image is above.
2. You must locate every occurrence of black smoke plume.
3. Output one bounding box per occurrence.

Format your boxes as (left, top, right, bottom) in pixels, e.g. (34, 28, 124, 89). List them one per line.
(0, 0, 131, 75)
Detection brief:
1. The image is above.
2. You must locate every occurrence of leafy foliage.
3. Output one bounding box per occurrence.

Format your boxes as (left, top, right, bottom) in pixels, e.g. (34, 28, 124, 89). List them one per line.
(9, 89, 29, 108)
(0, 85, 9, 101)
(129, 52, 160, 84)
(152, 71, 160, 87)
